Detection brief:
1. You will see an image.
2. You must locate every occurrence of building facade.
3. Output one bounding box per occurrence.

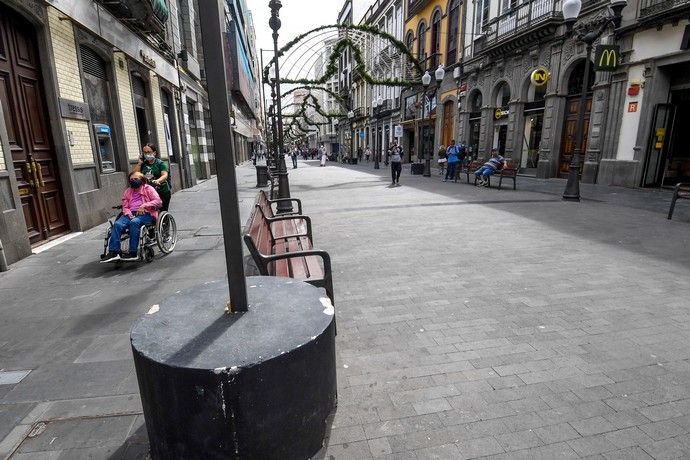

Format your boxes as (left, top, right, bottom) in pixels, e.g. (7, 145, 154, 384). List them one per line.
(0, 0, 220, 264)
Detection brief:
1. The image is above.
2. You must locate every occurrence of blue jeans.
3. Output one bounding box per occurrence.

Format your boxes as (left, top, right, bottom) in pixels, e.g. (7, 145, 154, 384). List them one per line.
(445, 162, 458, 180)
(474, 166, 496, 178)
(108, 213, 154, 254)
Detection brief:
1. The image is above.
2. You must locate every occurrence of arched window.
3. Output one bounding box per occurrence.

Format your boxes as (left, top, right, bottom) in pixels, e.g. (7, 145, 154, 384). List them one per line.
(495, 81, 510, 107)
(417, 22, 426, 62)
(430, 10, 442, 68)
(527, 82, 546, 103)
(405, 30, 414, 52)
(446, 0, 460, 64)
(567, 60, 595, 95)
(470, 91, 483, 112)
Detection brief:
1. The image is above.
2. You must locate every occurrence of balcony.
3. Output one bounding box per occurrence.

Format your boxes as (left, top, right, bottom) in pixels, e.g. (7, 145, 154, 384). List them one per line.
(96, 0, 169, 35)
(639, 0, 690, 21)
(479, 0, 563, 57)
(407, 0, 432, 17)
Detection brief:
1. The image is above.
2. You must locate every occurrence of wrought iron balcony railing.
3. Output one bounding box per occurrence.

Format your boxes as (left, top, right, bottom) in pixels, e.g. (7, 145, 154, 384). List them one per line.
(639, 0, 690, 19)
(96, 0, 169, 34)
(484, 0, 562, 44)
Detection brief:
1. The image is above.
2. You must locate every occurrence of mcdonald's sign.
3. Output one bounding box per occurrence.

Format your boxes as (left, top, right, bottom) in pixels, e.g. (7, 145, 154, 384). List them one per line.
(594, 45, 620, 71)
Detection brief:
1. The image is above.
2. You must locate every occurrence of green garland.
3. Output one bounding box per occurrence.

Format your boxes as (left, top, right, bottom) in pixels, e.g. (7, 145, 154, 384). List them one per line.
(263, 24, 423, 87)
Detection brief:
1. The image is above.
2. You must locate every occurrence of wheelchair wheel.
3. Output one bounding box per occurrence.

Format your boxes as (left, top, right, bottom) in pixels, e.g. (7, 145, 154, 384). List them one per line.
(156, 212, 177, 254)
(144, 246, 155, 263)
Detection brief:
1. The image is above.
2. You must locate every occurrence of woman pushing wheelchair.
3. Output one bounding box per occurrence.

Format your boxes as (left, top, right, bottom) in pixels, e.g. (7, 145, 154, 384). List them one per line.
(101, 171, 162, 262)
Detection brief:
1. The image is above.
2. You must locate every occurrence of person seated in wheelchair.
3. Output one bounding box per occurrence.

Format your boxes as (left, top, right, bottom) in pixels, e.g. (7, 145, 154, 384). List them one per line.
(102, 171, 162, 262)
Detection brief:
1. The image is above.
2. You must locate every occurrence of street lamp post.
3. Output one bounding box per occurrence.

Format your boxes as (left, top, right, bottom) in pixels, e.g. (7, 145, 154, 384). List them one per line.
(269, 0, 293, 213)
(348, 110, 355, 163)
(561, 0, 626, 201)
(372, 97, 380, 169)
(422, 65, 446, 177)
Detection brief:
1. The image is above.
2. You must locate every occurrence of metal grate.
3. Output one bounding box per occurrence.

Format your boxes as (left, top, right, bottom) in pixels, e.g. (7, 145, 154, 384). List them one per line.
(79, 45, 107, 80)
(132, 75, 147, 96)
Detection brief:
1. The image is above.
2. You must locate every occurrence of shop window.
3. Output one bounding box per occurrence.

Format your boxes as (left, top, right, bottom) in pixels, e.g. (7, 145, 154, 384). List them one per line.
(160, 89, 179, 163)
(527, 81, 546, 103)
(80, 45, 118, 172)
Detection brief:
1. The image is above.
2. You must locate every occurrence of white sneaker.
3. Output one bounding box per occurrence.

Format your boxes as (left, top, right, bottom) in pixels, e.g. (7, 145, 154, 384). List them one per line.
(476, 179, 484, 186)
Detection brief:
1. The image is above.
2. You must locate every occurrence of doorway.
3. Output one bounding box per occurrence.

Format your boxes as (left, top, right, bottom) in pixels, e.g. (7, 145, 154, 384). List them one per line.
(559, 59, 594, 177)
(647, 89, 690, 186)
(0, 5, 69, 245)
(493, 124, 507, 155)
(132, 74, 151, 147)
(187, 101, 202, 181)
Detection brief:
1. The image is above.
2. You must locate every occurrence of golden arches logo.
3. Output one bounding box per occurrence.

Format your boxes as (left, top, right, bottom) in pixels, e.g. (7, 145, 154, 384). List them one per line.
(599, 49, 617, 68)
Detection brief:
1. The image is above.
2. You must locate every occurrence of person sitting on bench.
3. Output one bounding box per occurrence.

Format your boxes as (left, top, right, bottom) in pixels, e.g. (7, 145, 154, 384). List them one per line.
(474, 149, 506, 186)
(102, 172, 162, 262)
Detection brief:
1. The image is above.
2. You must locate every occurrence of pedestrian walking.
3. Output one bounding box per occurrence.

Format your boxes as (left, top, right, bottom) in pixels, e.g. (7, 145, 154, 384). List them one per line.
(357, 146, 363, 162)
(365, 146, 371, 163)
(437, 145, 447, 176)
(389, 141, 403, 186)
(320, 148, 327, 167)
(443, 140, 461, 182)
(291, 147, 298, 169)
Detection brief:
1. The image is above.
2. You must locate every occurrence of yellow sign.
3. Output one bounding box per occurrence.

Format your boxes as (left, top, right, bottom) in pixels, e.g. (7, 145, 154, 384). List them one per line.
(594, 45, 620, 71)
(494, 108, 509, 120)
(655, 128, 666, 150)
(530, 67, 550, 87)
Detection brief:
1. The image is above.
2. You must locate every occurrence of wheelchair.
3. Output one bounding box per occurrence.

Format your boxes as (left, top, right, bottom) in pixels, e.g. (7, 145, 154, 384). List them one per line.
(100, 206, 177, 263)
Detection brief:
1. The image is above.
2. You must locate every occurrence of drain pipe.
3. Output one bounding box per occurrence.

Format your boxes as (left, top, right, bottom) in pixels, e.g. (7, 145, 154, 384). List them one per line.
(0, 239, 8, 272)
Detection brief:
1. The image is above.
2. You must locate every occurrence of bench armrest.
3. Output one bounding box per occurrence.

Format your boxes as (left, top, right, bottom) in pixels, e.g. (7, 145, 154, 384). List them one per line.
(265, 214, 312, 238)
(268, 197, 303, 215)
(263, 249, 332, 277)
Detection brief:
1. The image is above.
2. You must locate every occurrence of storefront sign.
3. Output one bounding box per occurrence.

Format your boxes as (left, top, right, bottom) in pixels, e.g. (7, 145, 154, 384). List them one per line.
(458, 82, 467, 97)
(59, 99, 90, 121)
(594, 45, 620, 71)
(655, 128, 666, 149)
(530, 67, 550, 87)
(628, 102, 638, 113)
(140, 50, 157, 69)
(394, 125, 403, 138)
(494, 108, 509, 120)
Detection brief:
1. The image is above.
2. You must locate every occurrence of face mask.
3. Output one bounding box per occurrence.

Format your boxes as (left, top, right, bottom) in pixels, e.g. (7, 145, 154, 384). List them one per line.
(144, 155, 155, 162)
(129, 179, 143, 188)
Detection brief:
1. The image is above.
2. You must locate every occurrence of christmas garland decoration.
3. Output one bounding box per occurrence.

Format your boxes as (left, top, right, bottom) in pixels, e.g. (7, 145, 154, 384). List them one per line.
(263, 24, 423, 87)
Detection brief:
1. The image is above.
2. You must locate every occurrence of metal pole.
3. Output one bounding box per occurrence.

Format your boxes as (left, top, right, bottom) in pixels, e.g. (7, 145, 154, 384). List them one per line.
(269, 0, 293, 214)
(563, 42, 593, 202)
(423, 88, 432, 177)
(374, 109, 380, 169)
(198, 0, 247, 311)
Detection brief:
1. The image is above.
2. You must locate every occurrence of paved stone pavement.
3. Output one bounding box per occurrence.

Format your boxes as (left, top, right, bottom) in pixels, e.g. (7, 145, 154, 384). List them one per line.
(1, 159, 689, 459)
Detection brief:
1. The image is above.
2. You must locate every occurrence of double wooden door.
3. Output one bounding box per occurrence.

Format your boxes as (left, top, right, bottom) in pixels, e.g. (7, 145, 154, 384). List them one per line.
(559, 96, 592, 177)
(0, 6, 68, 244)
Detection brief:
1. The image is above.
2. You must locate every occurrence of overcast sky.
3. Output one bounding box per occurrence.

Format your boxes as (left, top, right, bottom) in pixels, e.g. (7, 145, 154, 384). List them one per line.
(249, 1, 343, 64)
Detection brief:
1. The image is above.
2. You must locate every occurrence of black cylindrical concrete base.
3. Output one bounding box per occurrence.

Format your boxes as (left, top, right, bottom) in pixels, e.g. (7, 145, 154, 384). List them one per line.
(255, 165, 268, 187)
(131, 276, 337, 459)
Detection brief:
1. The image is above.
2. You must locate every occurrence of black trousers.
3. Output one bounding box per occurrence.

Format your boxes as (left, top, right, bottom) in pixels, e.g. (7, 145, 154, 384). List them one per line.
(159, 190, 171, 212)
(391, 162, 402, 183)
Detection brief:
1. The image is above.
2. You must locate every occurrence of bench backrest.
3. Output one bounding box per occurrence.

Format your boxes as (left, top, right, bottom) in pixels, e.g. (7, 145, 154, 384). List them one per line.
(256, 190, 275, 218)
(245, 206, 273, 257)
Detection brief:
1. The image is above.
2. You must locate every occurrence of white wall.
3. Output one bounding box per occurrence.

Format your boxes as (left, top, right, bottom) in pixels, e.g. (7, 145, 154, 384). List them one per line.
(631, 20, 689, 62)
(615, 64, 645, 161)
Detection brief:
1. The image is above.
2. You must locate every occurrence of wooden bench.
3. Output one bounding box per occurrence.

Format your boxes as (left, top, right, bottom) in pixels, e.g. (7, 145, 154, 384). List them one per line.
(668, 182, 690, 220)
(462, 159, 518, 190)
(243, 203, 334, 306)
(255, 190, 311, 238)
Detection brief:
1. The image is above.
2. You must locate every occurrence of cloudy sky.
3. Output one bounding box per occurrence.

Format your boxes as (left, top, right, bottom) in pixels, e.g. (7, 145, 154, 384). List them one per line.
(249, 1, 343, 64)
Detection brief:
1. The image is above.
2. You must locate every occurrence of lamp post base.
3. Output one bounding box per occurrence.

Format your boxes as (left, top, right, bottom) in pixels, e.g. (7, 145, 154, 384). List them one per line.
(423, 158, 431, 177)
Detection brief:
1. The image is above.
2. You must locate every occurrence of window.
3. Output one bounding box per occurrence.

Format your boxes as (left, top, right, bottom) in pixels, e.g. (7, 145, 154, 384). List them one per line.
(475, 0, 490, 33)
(160, 89, 180, 163)
(446, 0, 460, 64)
(405, 31, 414, 52)
(495, 82, 510, 107)
(80, 45, 118, 172)
(417, 22, 426, 62)
(131, 74, 151, 146)
(430, 10, 442, 68)
(470, 91, 483, 112)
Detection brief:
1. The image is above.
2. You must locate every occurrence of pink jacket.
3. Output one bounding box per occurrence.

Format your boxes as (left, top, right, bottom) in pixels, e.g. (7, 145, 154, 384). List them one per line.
(122, 184, 162, 219)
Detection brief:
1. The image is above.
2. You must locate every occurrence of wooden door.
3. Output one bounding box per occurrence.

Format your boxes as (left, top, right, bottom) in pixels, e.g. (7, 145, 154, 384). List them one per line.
(559, 96, 591, 177)
(0, 6, 68, 244)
